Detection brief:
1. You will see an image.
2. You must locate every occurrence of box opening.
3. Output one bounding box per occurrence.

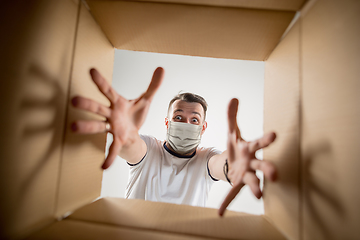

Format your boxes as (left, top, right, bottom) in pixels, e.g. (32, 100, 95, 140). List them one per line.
(101, 49, 266, 215)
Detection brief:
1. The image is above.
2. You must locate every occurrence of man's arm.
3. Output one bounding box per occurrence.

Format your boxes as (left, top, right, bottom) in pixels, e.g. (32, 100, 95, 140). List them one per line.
(208, 151, 228, 182)
(208, 98, 277, 216)
(117, 134, 147, 165)
(71, 67, 164, 169)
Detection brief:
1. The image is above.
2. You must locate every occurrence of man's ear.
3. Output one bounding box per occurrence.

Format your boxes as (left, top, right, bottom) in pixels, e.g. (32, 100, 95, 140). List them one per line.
(165, 117, 169, 129)
(201, 121, 208, 135)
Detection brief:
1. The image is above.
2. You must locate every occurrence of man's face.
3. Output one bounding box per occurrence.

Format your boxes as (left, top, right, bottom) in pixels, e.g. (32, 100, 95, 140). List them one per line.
(165, 100, 207, 134)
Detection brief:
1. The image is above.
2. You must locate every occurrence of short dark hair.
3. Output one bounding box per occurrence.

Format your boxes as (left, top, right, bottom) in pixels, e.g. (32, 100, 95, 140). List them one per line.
(167, 92, 208, 119)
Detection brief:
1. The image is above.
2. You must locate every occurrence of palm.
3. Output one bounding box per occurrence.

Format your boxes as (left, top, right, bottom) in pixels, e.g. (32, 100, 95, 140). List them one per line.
(109, 95, 152, 146)
(71, 67, 164, 169)
(109, 97, 133, 146)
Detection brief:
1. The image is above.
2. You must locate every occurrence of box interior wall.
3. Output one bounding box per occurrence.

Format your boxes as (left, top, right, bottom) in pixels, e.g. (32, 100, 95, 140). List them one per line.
(0, 0, 359, 239)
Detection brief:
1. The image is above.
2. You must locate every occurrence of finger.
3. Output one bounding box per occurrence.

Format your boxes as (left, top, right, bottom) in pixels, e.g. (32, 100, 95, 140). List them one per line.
(250, 159, 277, 181)
(90, 68, 119, 104)
(227, 98, 244, 141)
(227, 131, 237, 163)
(248, 132, 276, 153)
(102, 137, 122, 169)
(243, 172, 262, 199)
(71, 120, 108, 134)
(218, 183, 244, 217)
(72, 96, 111, 118)
(235, 122, 243, 141)
(227, 98, 239, 134)
(142, 67, 165, 101)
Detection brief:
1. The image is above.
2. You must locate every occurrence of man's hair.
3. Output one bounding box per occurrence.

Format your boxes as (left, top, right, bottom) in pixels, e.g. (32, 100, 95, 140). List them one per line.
(167, 92, 208, 119)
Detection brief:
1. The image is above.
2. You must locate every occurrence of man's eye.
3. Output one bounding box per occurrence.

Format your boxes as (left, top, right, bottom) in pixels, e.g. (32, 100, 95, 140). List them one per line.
(192, 118, 199, 123)
(174, 116, 182, 120)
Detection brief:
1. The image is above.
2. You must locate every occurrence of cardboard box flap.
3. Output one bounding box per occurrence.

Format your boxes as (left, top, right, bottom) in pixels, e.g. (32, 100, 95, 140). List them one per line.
(0, 1, 78, 239)
(54, 1, 114, 217)
(27, 219, 213, 240)
(68, 198, 286, 240)
(86, 0, 295, 61)
(301, 0, 360, 238)
(263, 19, 301, 240)
(88, 0, 307, 11)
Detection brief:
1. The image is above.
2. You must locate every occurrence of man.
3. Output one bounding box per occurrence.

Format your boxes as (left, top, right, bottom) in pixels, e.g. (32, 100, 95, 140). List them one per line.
(71, 67, 277, 216)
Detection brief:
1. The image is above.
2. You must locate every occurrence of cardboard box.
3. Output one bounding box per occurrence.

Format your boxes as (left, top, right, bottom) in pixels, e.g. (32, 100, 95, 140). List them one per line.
(0, 0, 359, 239)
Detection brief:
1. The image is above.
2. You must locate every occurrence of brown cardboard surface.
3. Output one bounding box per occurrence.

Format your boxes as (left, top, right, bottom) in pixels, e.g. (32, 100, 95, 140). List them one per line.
(0, 1, 78, 239)
(3, 0, 360, 239)
(67, 197, 286, 240)
(301, 0, 360, 239)
(55, 1, 115, 217)
(263, 21, 301, 240)
(92, 0, 307, 11)
(27, 219, 211, 240)
(87, 0, 295, 61)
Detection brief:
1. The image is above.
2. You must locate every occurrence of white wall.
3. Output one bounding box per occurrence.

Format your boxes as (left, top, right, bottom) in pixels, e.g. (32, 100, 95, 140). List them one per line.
(101, 49, 265, 215)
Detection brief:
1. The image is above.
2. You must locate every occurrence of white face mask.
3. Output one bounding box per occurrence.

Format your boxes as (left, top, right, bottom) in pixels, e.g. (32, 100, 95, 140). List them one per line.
(166, 121, 203, 155)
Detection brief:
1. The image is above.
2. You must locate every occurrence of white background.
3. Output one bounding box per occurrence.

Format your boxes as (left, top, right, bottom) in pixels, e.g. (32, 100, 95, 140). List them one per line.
(101, 49, 265, 215)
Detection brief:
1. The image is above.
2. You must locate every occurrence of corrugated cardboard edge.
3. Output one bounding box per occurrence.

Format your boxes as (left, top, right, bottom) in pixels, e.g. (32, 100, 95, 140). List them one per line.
(86, 0, 307, 11)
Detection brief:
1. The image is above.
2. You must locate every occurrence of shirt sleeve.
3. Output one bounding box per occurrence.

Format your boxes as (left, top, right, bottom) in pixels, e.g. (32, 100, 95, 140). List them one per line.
(125, 135, 155, 199)
(206, 147, 222, 181)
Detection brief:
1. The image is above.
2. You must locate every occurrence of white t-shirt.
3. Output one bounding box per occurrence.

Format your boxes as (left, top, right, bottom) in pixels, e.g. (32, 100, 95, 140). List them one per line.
(125, 135, 221, 207)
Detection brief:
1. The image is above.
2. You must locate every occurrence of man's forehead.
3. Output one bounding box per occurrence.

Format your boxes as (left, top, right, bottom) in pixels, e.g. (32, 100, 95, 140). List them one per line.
(170, 100, 204, 116)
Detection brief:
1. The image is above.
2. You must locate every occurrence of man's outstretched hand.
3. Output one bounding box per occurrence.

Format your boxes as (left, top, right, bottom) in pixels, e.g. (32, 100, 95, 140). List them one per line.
(218, 98, 277, 216)
(71, 67, 164, 169)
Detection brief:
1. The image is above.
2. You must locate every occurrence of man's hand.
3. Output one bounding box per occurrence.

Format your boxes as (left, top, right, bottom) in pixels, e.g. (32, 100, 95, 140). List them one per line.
(71, 67, 164, 169)
(218, 98, 277, 216)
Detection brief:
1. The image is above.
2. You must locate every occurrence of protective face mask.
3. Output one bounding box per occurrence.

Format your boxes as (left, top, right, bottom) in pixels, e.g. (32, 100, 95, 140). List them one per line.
(166, 121, 203, 155)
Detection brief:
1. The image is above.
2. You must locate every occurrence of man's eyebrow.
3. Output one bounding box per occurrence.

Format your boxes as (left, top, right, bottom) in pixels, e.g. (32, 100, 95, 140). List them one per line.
(173, 109, 202, 118)
(192, 111, 202, 117)
(173, 109, 184, 114)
